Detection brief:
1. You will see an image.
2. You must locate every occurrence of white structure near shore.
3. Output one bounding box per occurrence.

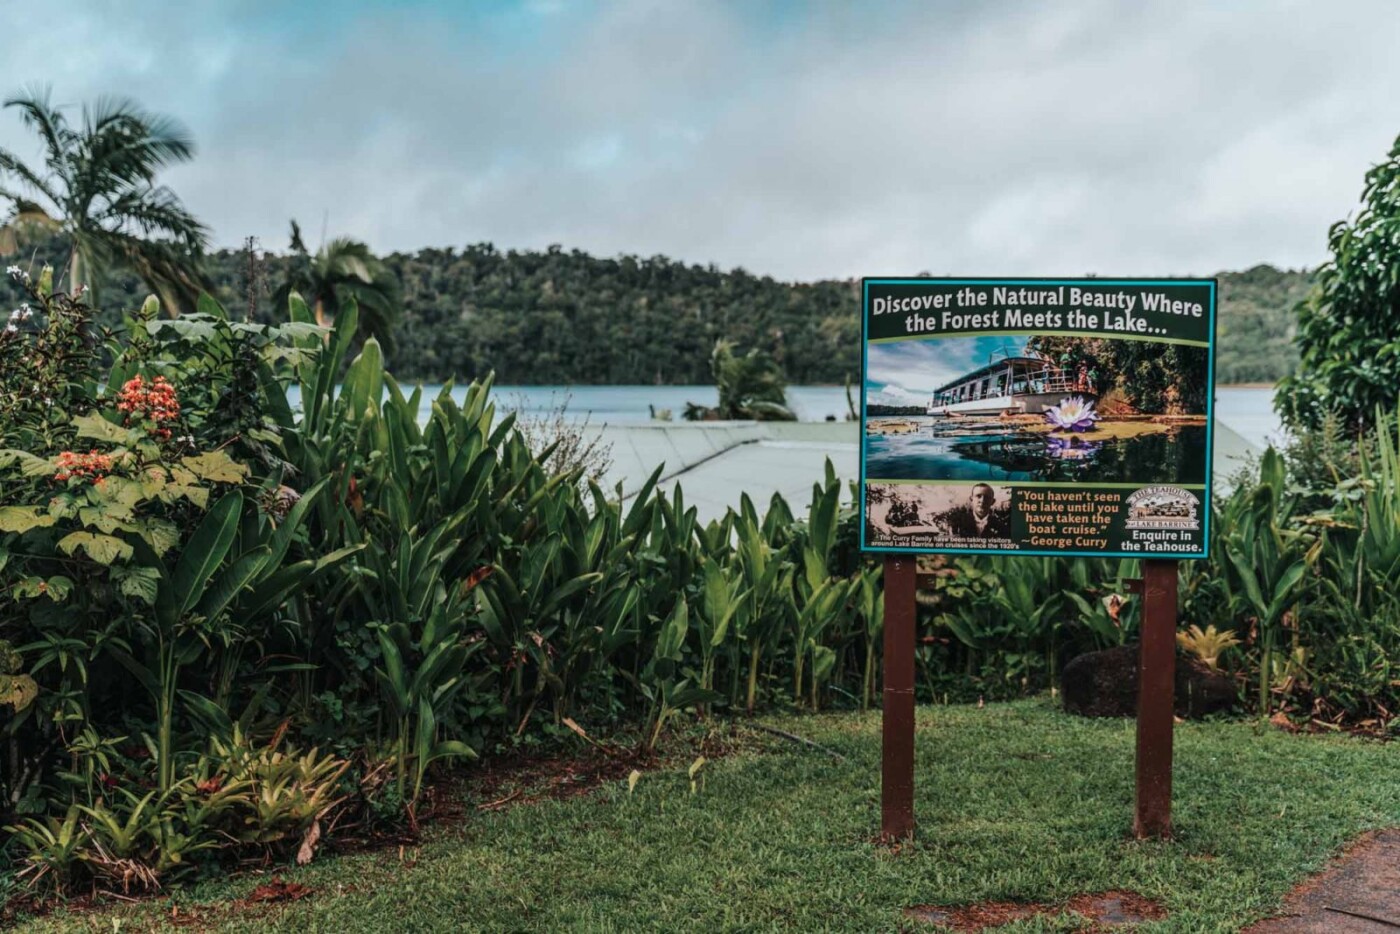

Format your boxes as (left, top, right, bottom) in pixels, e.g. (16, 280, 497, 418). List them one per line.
(603, 419, 1262, 522)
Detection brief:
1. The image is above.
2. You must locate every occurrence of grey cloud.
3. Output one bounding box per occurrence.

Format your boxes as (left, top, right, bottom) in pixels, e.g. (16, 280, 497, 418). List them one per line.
(3, 0, 1398, 280)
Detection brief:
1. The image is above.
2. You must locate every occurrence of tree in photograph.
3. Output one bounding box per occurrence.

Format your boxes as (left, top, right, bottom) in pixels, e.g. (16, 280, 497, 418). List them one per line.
(1278, 132, 1400, 432)
(0, 88, 209, 311)
(274, 220, 402, 354)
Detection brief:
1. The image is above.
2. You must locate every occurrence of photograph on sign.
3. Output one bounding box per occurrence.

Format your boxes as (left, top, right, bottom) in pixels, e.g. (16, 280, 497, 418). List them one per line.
(859, 279, 1217, 559)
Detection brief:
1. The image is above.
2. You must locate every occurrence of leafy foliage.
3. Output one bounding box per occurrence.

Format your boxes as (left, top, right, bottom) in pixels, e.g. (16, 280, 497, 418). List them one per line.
(0, 89, 209, 312)
(1279, 131, 1400, 431)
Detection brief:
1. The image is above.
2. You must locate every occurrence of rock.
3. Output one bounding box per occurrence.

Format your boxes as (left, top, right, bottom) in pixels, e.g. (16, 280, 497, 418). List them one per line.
(1060, 643, 1238, 719)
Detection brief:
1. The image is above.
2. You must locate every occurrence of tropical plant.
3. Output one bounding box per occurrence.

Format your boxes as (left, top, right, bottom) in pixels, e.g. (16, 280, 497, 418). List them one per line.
(1278, 130, 1400, 432)
(684, 339, 796, 421)
(273, 221, 402, 353)
(1217, 448, 1316, 716)
(1176, 624, 1241, 671)
(0, 89, 209, 311)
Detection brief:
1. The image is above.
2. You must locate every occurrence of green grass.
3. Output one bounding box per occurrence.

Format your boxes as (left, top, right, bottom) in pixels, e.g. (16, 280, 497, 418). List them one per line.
(16, 700, 1400, 932)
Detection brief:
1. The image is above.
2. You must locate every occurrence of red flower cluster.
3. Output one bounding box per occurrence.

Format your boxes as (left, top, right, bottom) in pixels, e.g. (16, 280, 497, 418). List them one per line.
(54, 450, 113, 484)
(116, 375, 181, 440)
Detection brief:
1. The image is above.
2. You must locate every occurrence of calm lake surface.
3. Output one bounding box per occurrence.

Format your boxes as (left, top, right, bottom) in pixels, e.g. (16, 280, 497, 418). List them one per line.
(290, 384, 1281, 441)
(864, 420, 1209, 484)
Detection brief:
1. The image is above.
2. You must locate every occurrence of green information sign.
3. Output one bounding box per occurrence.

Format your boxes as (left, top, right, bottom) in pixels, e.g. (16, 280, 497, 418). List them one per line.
(859, 278, 1217, 559)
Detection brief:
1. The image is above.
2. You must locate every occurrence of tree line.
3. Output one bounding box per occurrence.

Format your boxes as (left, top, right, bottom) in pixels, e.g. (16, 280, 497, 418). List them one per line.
(0, 236, 1310, 387)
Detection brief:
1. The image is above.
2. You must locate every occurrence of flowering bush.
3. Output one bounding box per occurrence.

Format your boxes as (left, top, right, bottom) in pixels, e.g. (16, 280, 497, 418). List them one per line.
(52, 449, 114, 484)
(116, 375, 181, 440)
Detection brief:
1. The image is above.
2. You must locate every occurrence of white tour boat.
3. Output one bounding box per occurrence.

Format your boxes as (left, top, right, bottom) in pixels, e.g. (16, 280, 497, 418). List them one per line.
(926, 356, 1095, 417)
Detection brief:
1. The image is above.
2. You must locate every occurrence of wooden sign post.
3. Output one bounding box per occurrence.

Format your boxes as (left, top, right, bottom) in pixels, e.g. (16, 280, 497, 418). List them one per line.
(878, 557, 1183, 842)
(880, 555, 917, 842)
(1131, 559, 1179, 839)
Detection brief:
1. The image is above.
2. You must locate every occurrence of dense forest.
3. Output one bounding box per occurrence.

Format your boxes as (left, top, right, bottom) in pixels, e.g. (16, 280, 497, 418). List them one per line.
(1, 238, 1308, 385)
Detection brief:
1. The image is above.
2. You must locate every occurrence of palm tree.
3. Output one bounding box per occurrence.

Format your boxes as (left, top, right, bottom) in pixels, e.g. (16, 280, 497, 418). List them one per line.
(273, 220, 401, 354)
(0, 88, 210, 311)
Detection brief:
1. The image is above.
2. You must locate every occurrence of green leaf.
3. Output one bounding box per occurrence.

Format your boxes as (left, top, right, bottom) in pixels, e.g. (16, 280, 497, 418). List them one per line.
(57, 531, 133, 564)
(137, 518, 181, 557)
(111, 565, 160, 604)
(196, 547, 270, 622)
(196, 292, 227, 320)
(72, 412, 141, 445)
(0, 449, 54, 478)
(179, 451, 249, 485)
(0, 506, 56, 533)
(172, 491, 243, 617)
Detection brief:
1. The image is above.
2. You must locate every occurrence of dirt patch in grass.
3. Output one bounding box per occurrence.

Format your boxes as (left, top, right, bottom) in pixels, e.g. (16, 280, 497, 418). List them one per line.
(468, 747, 651, 811)
(1244, 829, 1400, 932)
(904, 890, 1166, 931)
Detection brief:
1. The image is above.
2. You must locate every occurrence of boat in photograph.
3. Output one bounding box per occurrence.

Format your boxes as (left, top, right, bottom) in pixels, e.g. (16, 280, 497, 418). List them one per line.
(926, 356, 1096, 417)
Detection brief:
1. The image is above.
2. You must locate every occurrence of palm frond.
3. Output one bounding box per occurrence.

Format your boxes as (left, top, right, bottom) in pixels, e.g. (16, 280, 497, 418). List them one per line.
(97, 184, 208, 249)
(81, 97, 195, 190)
(3, 87, 74, 188)
(90, 228, 210, 315)
(0, 145, 61, 207)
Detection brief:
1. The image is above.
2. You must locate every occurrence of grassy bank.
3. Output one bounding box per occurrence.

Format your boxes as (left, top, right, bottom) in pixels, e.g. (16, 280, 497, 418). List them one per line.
(17, 701, 1400, 932)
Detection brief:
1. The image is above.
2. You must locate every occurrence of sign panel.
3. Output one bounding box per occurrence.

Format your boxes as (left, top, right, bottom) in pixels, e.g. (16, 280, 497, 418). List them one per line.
(859, 278, 1217, 559)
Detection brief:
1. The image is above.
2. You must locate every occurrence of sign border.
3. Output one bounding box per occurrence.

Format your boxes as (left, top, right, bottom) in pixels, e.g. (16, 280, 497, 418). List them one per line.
(858, 277, 1218, 560)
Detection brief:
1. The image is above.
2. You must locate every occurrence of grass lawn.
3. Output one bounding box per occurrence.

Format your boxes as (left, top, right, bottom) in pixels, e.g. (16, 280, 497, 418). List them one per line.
(16, 700, 1400, 932)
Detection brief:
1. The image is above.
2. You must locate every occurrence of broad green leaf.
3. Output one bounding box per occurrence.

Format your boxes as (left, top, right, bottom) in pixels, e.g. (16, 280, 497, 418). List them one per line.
(196, 292, 227, 320)
(0, 506, 56, 533)
(57, 532, 133, 564)
(111, 565, 160, 604)
(72, 413, 141, 445)
(0, 449, 54, 478)
(179, 451, 249, 485)
(138, 519, 181, 557)
(172, 491, 243, 617)
(196, 547, 270, 623)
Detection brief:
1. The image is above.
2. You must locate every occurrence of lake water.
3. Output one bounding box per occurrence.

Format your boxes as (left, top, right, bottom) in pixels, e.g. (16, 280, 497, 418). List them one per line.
(289, 384, 1282, 445)
(864, 419, 1209, 484)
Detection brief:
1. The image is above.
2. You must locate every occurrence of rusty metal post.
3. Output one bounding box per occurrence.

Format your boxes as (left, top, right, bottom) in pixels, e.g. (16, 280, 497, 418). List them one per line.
(1133, 559, 1178, 839)
(881, 555, 917, 842)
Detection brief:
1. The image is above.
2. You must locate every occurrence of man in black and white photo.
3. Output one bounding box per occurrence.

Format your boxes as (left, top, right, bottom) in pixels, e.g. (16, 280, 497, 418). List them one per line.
(942, 483, 1010, 539)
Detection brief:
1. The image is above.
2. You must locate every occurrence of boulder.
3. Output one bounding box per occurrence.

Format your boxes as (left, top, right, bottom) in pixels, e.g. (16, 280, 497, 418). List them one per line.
(1060, 643, 1237, 719)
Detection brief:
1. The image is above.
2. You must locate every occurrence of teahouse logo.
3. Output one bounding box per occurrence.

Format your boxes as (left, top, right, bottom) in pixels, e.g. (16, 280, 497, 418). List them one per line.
(1124, 486, 1200, 531)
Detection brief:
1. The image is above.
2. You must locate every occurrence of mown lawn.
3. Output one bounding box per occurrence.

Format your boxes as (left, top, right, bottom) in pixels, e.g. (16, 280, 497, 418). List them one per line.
(17, 701, 1400, 932)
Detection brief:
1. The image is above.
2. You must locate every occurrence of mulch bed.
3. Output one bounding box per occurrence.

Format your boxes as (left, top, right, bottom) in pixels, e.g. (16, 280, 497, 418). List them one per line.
(905, 890, 1167, 931)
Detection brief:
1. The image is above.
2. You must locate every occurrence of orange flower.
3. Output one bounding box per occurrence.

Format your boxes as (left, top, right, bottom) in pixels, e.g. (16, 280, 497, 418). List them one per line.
(52, 450, 113, 484)
(116, 375, 181, 437)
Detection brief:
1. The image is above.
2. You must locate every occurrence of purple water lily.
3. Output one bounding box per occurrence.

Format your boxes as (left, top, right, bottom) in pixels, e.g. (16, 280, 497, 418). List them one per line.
(1043, 395, 1100, 432)
(1045, 434, 1103, 460)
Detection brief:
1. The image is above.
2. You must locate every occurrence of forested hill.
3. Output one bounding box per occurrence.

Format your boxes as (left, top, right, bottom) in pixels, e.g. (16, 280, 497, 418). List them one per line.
(4, 241, 1310, 385)
(379, 247, 860, 385)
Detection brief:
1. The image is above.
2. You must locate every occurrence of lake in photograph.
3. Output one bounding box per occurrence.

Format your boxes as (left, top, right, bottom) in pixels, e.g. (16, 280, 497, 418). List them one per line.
(862, 415, 1210, 484)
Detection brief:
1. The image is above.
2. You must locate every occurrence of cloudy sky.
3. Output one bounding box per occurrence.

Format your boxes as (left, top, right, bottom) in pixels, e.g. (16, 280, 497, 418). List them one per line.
(3, 0, 1397, 281)
(867, 336, 1026, 406)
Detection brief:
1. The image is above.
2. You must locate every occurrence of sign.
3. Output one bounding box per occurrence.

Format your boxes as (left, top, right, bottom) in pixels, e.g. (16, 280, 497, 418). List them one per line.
(859, 278, 1217, 559)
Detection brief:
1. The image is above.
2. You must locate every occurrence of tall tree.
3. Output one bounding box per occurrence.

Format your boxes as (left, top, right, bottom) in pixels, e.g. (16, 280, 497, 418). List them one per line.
(0, 88, 209, 311)
(1278, 132, 1400, 432)
(274, 220, 401, 354)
